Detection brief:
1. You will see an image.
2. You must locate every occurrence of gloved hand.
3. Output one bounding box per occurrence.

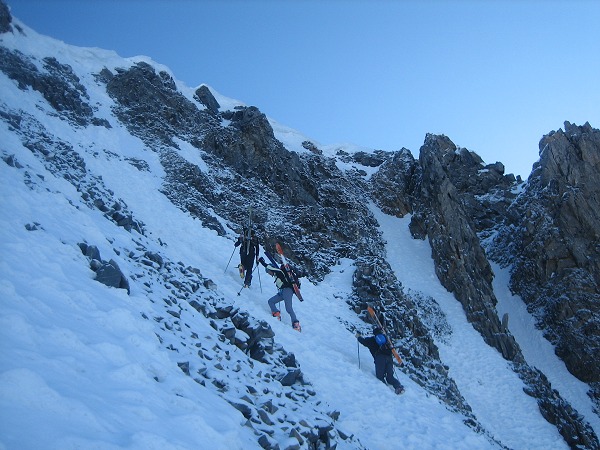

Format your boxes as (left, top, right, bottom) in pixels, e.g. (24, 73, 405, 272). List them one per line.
(258, 257, 265, 265)
(355, 332, 361, 338)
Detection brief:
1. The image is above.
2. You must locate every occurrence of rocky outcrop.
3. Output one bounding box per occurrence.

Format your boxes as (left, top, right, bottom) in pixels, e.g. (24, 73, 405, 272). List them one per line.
(350, 258, 493, 434)
(416, 132, 598, 448)
(0, 0, 12, 34)
(194, 84, 220, 114)
(101, 61, 386, 280)
(0, 47, 104, 126)
(104, 61, 220, 146)
(0, 105, 144, 234)
(369, 148, 418, 217)
(79, 243, 130, 294)
(408, 134, 522, 361)
(490, 121, 600, 407)
(368, 133, 522, 357)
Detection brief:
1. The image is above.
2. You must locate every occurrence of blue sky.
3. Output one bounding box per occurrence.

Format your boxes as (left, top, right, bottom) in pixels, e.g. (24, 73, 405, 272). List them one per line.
(7, 0, 600, 178)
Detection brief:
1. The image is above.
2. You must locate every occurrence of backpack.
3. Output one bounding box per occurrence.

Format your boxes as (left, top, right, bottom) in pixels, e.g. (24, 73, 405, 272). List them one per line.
(375, 333, 387, 347)
(276, 263, 301, 288)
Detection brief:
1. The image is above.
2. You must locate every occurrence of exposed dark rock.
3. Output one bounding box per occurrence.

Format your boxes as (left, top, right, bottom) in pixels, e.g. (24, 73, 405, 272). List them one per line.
(229, 400, 253, 419)
(410, 134, 519, 361)
(369, 148, 419, 217)
(302, 140, 322, 155)
(257, 434, 277, 450)
(104, 62, 218, 154)
(0, 48, 95, 126)
(0, 0, 12, 34)
(490, 121, 600, 399)
(194, 84, 220, 114)
(78, 242, 130, 294)
(517, 363, 598, 450)
(95, 259, 129, 293)
(352, 149, 393, 167)
(79, 243, 101, 261)
(350, 257, 486, 428)
(177, 361, 190, 376)
(278, 368, 302, 386)
(3, 153, 23, 168)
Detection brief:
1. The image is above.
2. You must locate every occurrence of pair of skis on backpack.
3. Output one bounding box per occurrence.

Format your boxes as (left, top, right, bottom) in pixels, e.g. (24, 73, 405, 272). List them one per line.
(367, 305, 402, 365)
(366, 305, 405, 395)
(263, 243, 304, 302)
(239, 242, 303, 301)
(265, 244, 303, 332)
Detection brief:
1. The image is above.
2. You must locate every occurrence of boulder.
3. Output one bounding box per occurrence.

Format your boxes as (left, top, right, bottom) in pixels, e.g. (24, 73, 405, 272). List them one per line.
(194, 85, 220, 114)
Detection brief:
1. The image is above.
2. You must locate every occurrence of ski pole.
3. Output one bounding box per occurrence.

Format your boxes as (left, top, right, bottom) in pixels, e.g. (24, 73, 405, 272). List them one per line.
(224, 246, 236, 273)
(256, 261, 262, 293)
(357, 338, 361, 369)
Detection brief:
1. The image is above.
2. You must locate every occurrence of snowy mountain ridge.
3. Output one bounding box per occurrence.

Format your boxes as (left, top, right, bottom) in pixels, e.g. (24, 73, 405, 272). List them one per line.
(1, 2, 599, 449)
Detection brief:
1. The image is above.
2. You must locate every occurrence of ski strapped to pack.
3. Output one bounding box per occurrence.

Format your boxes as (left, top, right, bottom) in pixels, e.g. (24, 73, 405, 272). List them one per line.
(275, 243, 304, 302)
(263, 249, 279, 268)
(367, 305, 402, 365)
(244, 207, 253, 256)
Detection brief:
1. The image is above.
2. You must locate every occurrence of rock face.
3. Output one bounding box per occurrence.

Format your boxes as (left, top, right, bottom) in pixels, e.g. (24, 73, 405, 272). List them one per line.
(369, 148, 418, 217)
(0, 0, 12, 33)
(194, 84, 220, 114)
(370, 134, 523, 360)
(413, 134, 521, 361)
(0, 45, 105, 127)
(490, 121, 600, 406)
(102, 60, 388, 279)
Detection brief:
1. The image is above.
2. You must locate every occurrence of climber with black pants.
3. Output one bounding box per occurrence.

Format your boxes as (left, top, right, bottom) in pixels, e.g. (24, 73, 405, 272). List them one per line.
(234, 228, 259, 288)
(356, 328, 404, 394)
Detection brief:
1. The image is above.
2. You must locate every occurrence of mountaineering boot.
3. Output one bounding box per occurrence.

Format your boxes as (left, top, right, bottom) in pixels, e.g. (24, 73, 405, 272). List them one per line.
(395, 386, 405, 395)
(272, 311, 281, 321)
(292, 321, 301, 332)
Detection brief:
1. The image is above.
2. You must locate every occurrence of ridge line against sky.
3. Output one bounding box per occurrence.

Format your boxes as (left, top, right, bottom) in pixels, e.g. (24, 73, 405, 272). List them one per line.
(5, 0, 600, 178)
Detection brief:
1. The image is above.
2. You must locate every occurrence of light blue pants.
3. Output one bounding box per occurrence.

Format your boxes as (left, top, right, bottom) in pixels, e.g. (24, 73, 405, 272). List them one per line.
(268, 287, 297, 323)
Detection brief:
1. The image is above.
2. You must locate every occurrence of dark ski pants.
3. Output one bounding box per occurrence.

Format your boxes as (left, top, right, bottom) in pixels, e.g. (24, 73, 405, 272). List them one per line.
(240, 253, 255, 286)
(374, 354, 402, 390)
(268, 287, 297, 323)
